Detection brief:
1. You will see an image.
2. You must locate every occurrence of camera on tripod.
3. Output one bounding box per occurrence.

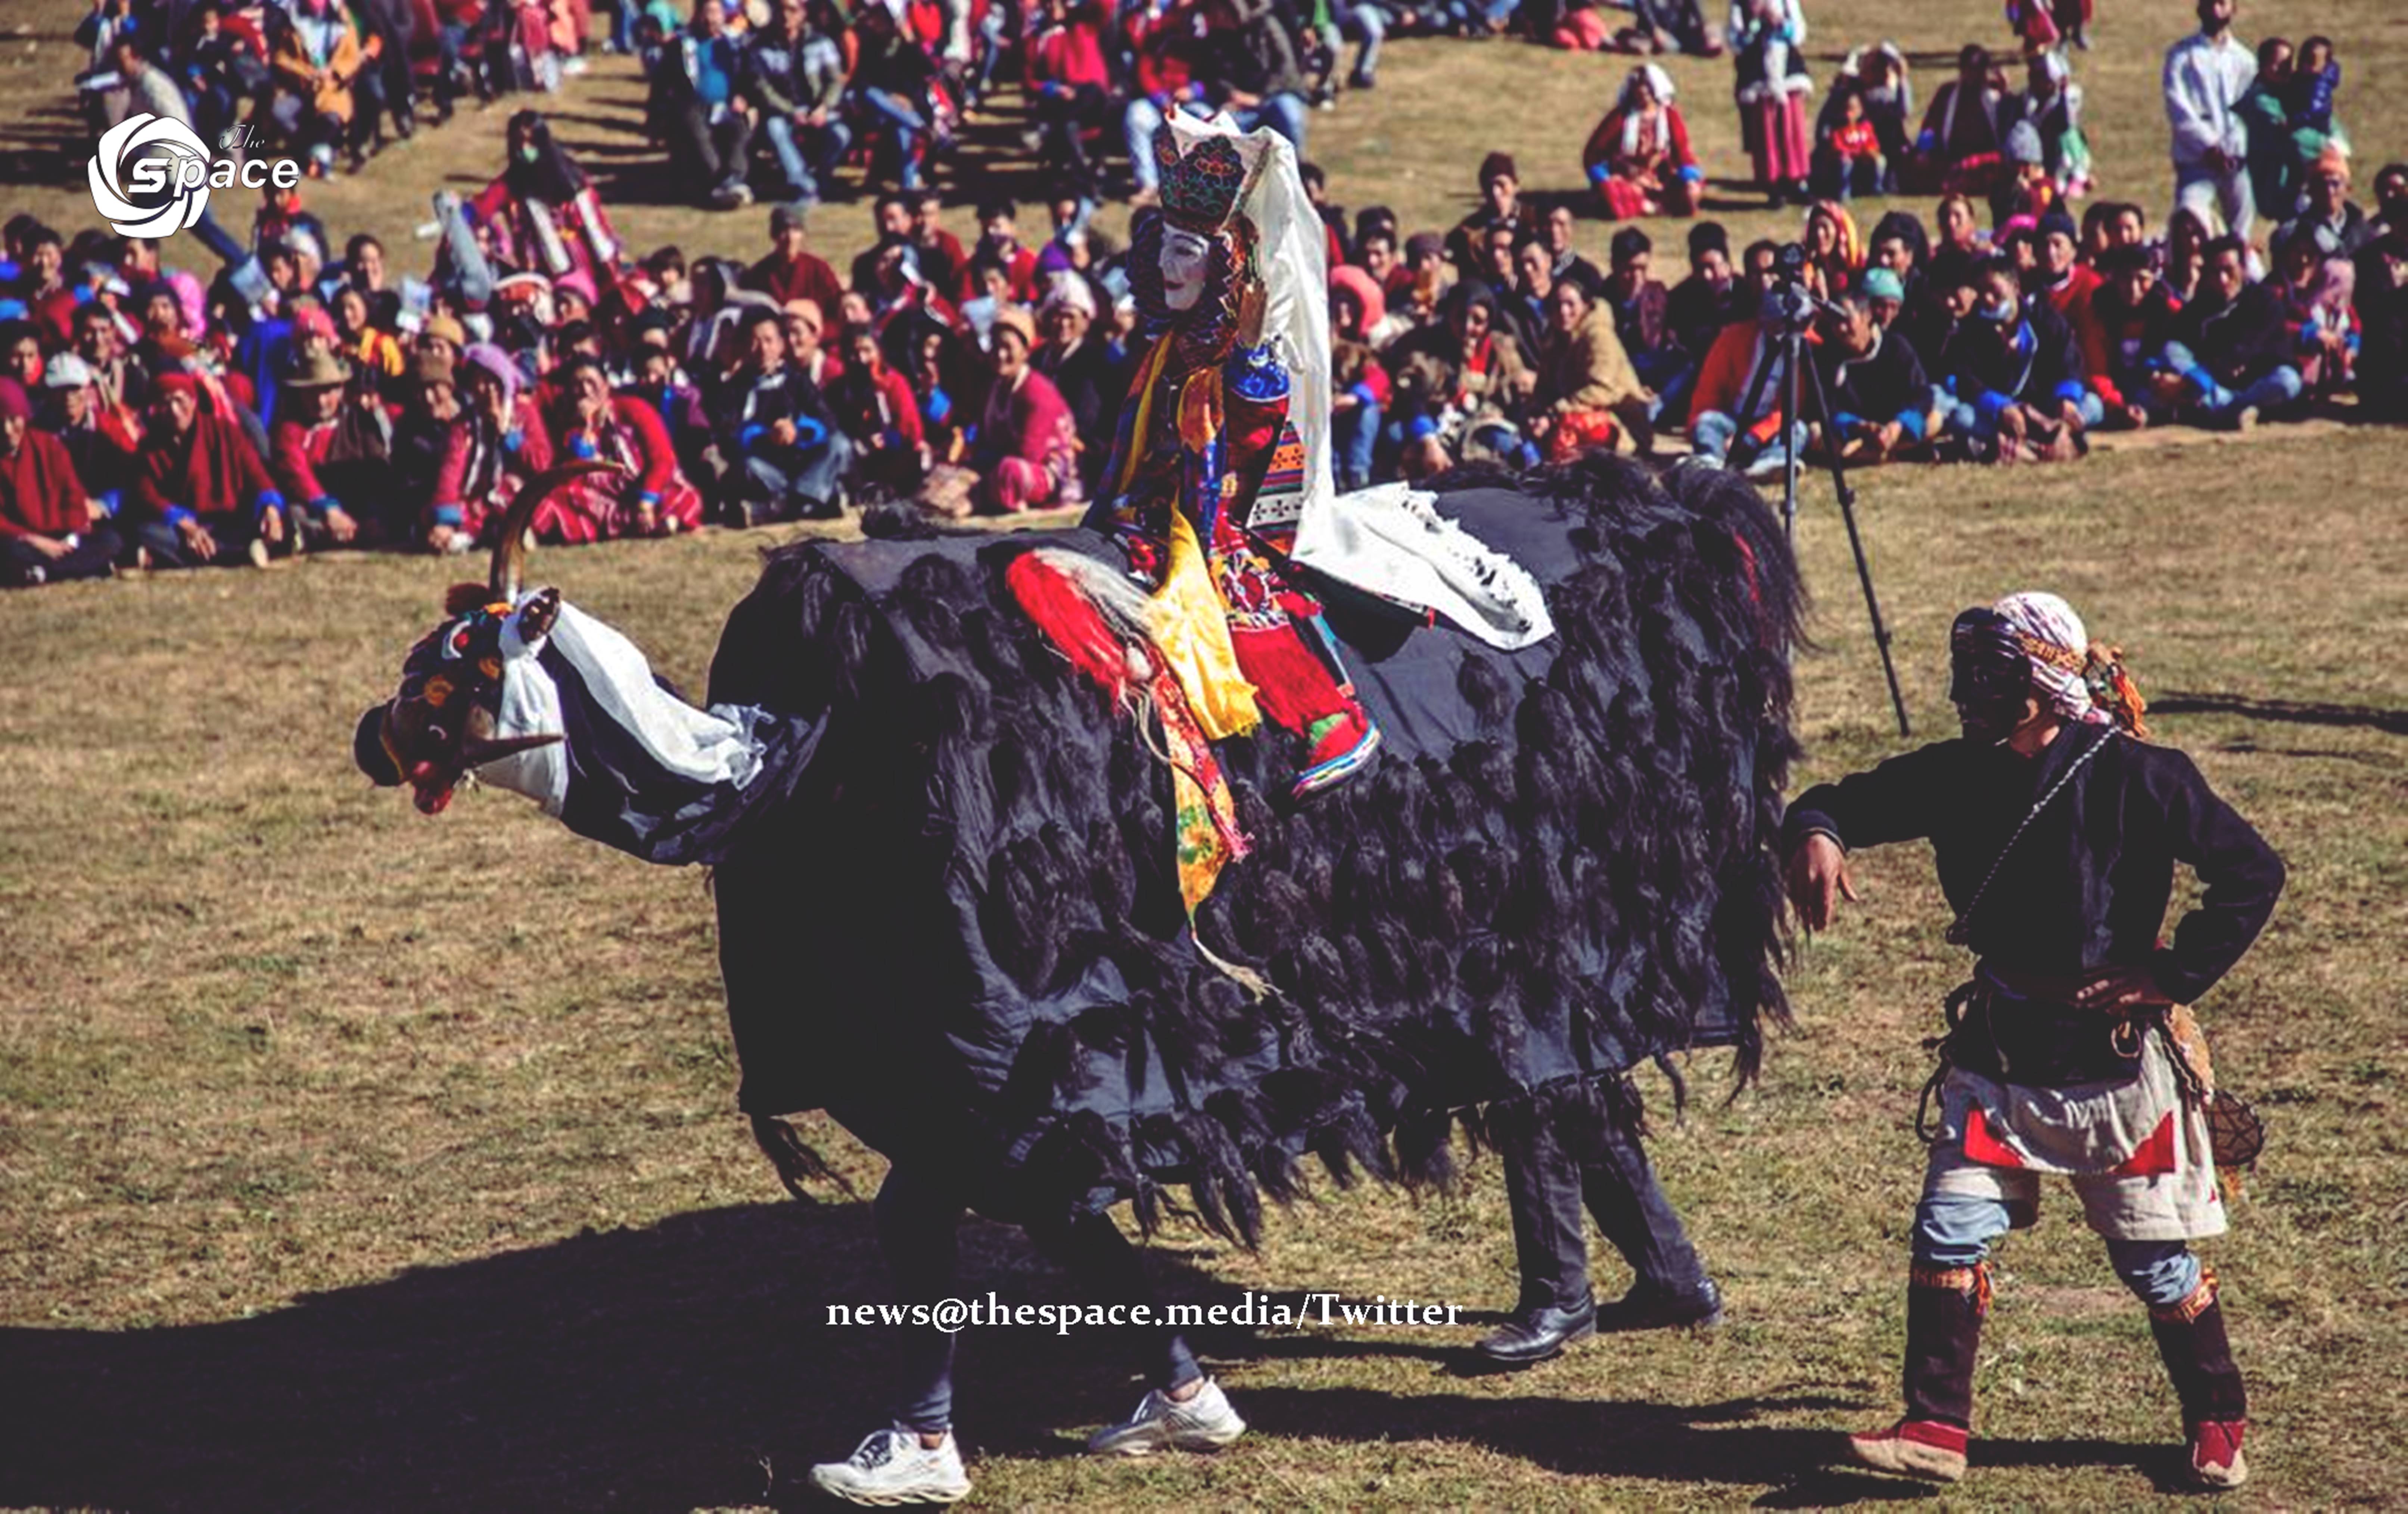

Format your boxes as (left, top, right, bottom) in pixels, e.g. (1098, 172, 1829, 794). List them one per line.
(1764, 242, 1827, 332)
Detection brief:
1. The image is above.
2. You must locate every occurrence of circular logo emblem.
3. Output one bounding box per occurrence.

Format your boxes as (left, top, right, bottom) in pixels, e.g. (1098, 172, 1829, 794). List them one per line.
(88, 113, 214, 239)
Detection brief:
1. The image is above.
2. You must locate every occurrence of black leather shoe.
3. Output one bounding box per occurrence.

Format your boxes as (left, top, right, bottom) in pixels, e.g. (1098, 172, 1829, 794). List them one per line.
(1474, 1296, 1597, 1366)
(1594, 1278, 1724, 1333)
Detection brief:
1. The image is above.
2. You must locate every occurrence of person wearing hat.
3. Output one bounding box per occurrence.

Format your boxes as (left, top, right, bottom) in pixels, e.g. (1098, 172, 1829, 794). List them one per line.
(270, 346, 368, 548)
(390, 345, 464, 526)
(1029, 272, 1123, 493)
(966, 303, 1077, 514)
(1445, 151, 1535, 281)
(37, 353, 139, 518)
(1791, 592, 2281, 1491)
(1810, 287, 1936, 465)
(1, 377, 122, 586)
(1860, 264, 1907, 331)
(129, 375, 287, 569)
(430, 343, 554, 552)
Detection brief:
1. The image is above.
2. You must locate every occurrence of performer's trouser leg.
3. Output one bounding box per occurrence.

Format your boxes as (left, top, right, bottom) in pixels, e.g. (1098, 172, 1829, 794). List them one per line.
(1904, 1191, 2006, 1429)
(2132, 1250, 2246, 1432)
(1580, 1120, 1709, 1296)
(1024, 1208, 1203, 1393)
(875, 1164, 964, 1433)
(1499, 1125, 1591, 1312)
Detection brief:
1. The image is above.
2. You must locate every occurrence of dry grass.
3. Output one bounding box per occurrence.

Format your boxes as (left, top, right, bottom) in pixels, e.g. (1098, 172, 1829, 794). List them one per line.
(3, 1, 2408, 1509)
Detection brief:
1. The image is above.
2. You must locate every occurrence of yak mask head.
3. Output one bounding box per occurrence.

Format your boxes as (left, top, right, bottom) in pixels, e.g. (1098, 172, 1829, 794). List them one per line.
(354, 462, 619, 813)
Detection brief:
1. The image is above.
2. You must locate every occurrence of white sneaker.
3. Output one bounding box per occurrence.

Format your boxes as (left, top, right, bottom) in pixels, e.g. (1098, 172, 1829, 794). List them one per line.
(1085, 1377, 1247, 1456)
(808, 1425, 972, 1506)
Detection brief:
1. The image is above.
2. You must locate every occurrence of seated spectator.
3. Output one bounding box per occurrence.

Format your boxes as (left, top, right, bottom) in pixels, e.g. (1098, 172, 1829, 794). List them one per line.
(1600, 227, 1683, 401)
(827, 323, 925, 499)
(1860, 265, 1907, 332)
(1, 378, 121, 586)
(470, 112, 625, 303)
(650, 0, 757, 208)
(544, 352, 705, 536)
(1394, 230, 1455, 329)
(128, 374, 288, 569)
(2079, 244, 2186, 430)
(2270, 227, 2356, 402)
(969, 306, 1080, 513)
(2276, 148, 2371, 261)
(1933, 192, 1990, 262)
(1121, 0, 1207, 206)
(267, 346, 368, 547)
(1583, 65, 1702, 220)
(745, 0, 851, 208)
(746, 205, 846, 314)
(1810, 290, 1933, 465)
(907, 194, 967, 301)
(1506, 239, 1560, 362)
(2150, 235, 2302, 430)
(1802, 200, 1862, 298)
(1196, 0, 1309, 154)
(36, 354, 137, 517)
(1664, 221, 1737, 367)
(1829, 43, 1912, 179)
(1385, 290, 1536, 476)
(844, 0, 944, 192)
(1934, 256, 2091, 462)
(965, 201, 1040, 303)
(851, 197, 915, 300)
(1685, 253, 1801, 477)
(1024, 0, 1114, 199)
(2352, 229, 2408, 421)
(1029, 273, 1124, 495)
(430, 343, 554, 552)
(2032, 205, 2100, 327)
(2005, 49, 2094, 203)
(267, 0, 366, 175)
(781, 298, 842, 392)
(1462, 222, 1536, 348)
(1329, 276, 1393, 492)
(1534, 202, 1603, 298)
(2005, 0, 2089, 54)
(390, 346, 463, 533)
(1913, 44, 2006, 198)
(1811, 79, 1886, 203)
(2161, 204, 2220, 303)
(1530, 277, 1650, 460)
(331, 286, 402, 380)
(1447, 153, 1536, 278)
(711, 307, 848, 522)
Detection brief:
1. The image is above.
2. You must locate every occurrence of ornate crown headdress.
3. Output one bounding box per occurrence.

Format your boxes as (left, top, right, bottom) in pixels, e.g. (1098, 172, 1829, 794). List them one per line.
(1153, 123, 1250, 233)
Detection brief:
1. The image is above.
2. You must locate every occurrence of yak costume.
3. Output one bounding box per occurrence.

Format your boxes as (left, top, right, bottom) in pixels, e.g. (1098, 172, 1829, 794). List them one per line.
(358, 122, 1803, 1502)
(1785, 591, 2282, 1491)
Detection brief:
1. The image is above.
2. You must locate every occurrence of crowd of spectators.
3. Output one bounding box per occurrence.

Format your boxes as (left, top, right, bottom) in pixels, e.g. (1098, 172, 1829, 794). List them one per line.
(7, 0, 2406, 588)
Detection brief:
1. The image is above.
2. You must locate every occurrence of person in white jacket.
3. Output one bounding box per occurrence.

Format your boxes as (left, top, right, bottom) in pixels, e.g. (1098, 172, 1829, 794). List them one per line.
(2164, 0, 2258, 238)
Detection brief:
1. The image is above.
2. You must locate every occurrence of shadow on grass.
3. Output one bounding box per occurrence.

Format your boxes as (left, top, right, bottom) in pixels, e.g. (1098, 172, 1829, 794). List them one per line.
(2154, 691, 2408, 737)
(0, 1199, 1236, 1513)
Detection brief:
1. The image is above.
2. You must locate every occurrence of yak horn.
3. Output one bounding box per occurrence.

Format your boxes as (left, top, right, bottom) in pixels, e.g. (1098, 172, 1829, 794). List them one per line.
(487, 459, 631, 603)
(461, 731, 565, 767)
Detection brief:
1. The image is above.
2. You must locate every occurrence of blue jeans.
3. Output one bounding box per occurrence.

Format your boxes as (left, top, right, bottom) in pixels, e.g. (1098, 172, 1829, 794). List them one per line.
(2160, 341, 2305, 425)
(858, 87, 929, 190)
(1229, 92, 1308, 154)
(738, 434, 853, 520)
(1690, 411, 1804, 467)
(1124, 96, 1167, 191)
(1332, 398, 1381, 490)
(1914, 1189, 2200, 1308)
(1318, 2, 1385, 84)
(763, 112, 852, 204)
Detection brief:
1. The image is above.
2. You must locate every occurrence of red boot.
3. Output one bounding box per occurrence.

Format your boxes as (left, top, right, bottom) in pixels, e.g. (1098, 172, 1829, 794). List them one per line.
(1292, 709, 1382, 800)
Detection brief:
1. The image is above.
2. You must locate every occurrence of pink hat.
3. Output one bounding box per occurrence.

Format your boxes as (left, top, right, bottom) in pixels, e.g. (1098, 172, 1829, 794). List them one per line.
(1328, 263, 1387, 333)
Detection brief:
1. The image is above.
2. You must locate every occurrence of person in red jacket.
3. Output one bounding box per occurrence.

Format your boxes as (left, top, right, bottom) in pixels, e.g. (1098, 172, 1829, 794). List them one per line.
(1, 378, 121, 586)
(1583, 65, 1703, 221)
(544, 353, 704, 540)
(130, 375, 289, 570)
(268, 347, 365, 549)
(1025, 0, 1114, 197)
(970, 306, 1079, 513)
(745, 205, 847, 314)
(431, 342, 556, 551)
(829, 323, 927, 498)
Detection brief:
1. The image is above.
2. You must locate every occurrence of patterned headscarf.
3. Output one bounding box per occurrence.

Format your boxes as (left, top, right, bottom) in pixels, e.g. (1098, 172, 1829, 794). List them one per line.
(1990, 590, 2149, 737)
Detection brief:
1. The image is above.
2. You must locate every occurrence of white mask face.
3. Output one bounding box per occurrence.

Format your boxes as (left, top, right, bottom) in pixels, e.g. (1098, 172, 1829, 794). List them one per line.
(1159, 228, 1213, 314)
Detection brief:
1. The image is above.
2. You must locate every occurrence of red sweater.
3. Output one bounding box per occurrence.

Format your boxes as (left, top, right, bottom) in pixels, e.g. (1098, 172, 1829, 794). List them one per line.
(132, 409, 278, 523)
(746, 251, 847, 317)
(270, 415, 339, 503)
(0, 428, 90, 538)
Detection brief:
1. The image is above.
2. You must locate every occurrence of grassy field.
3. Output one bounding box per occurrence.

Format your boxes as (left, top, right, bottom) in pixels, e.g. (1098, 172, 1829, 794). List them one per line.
(3, 1, 2407, 1509)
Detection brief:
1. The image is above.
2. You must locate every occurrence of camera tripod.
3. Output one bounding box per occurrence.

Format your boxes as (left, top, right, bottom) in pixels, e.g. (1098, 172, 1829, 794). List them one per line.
(1731, 273, 1912, 738)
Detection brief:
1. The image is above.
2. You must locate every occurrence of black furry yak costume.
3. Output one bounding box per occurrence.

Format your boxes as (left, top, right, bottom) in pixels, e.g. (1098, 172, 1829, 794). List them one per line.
(685, 452, 1805, 1240)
